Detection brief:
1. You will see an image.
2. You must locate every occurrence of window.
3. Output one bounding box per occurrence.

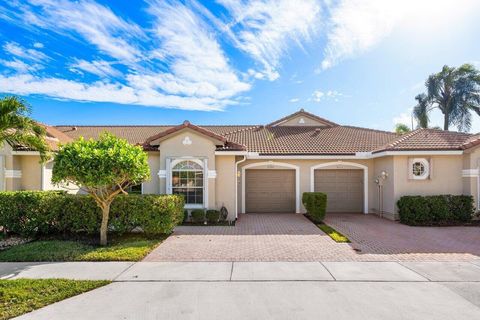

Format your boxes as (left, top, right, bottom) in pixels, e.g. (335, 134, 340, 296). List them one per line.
(126, 184, 142, 194)
(410, 158, 430, 180)
(171, 160, 204, 205)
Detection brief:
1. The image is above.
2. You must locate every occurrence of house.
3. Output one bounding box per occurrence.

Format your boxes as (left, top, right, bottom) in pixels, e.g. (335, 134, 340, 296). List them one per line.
(1, 109, 480, 220)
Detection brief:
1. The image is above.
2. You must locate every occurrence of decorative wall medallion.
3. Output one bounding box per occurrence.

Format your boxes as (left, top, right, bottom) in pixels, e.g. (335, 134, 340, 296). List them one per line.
(298, 117, 305, 124)
(182, 136, 192, 145)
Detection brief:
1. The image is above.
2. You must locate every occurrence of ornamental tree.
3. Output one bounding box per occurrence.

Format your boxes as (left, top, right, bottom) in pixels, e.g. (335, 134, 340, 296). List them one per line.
(52, 132, 150, 245)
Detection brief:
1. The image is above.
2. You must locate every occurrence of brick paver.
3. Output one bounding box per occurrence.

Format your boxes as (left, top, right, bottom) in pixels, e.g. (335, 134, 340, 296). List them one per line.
(144, 213, 480, 262)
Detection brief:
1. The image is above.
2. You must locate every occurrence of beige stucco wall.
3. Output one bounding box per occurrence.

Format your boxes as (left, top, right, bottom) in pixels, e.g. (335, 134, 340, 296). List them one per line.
(20, 155, 42, 190)
(374, 155, 466, 217)
(278, 115, 329, 127)
(157, 128, 218, 211)
(237, 159, 376, 215)
(372, 156, 395, 216)
(215, 155, 236, 219)
(142, 152, 160, 194)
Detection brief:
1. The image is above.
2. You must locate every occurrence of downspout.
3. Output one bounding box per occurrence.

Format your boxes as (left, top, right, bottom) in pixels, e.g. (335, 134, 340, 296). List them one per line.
(234, 155, 247, 220)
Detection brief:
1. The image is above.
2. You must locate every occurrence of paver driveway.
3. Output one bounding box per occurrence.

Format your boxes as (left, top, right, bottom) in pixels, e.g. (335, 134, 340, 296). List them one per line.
(144, 213, 480, 262)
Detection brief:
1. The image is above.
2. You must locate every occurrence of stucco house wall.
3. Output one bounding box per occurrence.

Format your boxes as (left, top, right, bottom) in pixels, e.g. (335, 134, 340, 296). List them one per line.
(237, 159, 375, 215)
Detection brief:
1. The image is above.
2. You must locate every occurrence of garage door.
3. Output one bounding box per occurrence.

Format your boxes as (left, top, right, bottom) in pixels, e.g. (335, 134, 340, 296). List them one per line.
(314, 169, 363, 213)
(245, 169, 295, 213)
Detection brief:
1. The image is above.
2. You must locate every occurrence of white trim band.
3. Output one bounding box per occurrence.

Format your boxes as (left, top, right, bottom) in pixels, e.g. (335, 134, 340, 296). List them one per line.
(462, 169, 479, 177)
(158, 170, 166, 178)
(5, 169, 22, 178)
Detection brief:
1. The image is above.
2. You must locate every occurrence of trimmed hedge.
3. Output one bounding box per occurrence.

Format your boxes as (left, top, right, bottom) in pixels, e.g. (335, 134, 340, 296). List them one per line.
(206, 210, 220, 223)
(397, 195, 474, 226)
(302, 192, 327, 223)
(0, 191, 184, 237)
(190, 209, 205, 223)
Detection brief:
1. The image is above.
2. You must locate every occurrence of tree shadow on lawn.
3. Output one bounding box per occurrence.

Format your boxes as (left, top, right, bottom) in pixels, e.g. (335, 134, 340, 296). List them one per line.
(0, 233, 168, 262)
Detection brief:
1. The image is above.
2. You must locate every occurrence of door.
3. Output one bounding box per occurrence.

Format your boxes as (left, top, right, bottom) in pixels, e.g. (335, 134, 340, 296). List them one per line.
(314, 169, 363, 212)
(245, 169, 295, 213)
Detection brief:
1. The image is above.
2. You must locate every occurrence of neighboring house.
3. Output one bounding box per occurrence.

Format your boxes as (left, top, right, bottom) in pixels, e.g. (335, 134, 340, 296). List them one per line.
(1, 109, 480, 220)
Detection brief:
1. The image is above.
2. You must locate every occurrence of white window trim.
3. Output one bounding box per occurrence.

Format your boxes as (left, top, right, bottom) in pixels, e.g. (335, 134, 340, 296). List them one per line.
(409, 158, 430, 180)
(309, 161, 369, 214)
(166, 157, 208, 209)
(241, 161, 300, 214)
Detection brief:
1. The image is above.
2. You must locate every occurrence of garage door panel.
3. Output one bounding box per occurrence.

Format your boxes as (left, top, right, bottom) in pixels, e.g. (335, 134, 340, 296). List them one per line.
(314, 169, 363, 213)
(246, 169, 295, 213)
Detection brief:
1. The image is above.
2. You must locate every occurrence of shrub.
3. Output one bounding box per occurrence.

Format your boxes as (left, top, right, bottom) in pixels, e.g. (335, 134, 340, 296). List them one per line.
(0, 192, 184, 238)
(183, 210, 189, 223)
(190, 209, 205, 223)
(302, 192, 327, 223)
(397, 195, 474, 226)
(206, 210, 220, 223)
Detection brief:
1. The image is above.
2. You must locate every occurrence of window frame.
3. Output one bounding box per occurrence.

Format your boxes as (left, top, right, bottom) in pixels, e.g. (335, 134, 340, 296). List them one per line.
(167, 158, 207, 209)
(410, 158, 430, 180)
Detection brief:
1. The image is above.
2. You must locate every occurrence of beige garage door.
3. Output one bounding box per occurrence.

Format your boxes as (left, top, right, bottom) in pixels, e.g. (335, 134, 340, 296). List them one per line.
(314, 169, 363, 213)
(245, 169, 295, 213)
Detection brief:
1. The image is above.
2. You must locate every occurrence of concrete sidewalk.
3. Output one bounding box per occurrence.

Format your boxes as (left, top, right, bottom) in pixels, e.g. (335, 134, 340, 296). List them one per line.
(2, 261, 480, 282)
(13, 281, 480, 319)
(3, 261, 480, 319)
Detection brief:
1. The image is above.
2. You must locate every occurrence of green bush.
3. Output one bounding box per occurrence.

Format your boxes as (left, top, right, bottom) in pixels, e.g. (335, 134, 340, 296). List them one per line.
(302, 192, 327, 223)
(206, 210, 220, 223)
(190, 209, 205, 223)
(397, 195, 474, 226)
(0, 192, 184, 237)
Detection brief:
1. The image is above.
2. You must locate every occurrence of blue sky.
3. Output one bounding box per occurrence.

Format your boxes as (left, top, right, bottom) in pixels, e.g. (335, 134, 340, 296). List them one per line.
(1, 0, 480, 131)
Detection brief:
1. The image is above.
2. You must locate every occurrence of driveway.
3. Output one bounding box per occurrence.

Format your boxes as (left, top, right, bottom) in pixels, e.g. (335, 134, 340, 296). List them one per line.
(144, 213, 480, 262)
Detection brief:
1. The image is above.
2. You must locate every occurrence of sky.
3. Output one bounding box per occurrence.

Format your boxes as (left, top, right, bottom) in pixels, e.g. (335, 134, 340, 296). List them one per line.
(0, 0, 480, 132)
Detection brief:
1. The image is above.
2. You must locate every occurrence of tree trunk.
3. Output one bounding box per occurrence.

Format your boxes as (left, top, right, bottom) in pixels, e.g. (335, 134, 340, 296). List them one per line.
(443, 113, 449, 131)
(100, 203, 110, 246)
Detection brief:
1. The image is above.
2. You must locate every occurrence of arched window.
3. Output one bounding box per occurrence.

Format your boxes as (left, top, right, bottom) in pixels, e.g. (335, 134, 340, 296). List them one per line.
(171, 160, 204, 205)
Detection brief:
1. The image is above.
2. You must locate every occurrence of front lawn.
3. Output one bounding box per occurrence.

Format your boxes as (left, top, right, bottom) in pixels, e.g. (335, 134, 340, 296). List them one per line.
(0, 234, 167, 262)
(317, 224, 350, 243)
(0, 279, 109, 320)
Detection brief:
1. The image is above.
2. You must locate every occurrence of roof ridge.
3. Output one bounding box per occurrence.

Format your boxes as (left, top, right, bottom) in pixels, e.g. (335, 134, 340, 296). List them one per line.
(372, 128, 424, 153)
(221, 125, 262, 136)
(340, 125, 396, 135)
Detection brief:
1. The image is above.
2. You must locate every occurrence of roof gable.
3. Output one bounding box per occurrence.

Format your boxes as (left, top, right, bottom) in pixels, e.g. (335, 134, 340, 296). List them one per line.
(268, 109, 338, 127)
(143, 121, 246, 151)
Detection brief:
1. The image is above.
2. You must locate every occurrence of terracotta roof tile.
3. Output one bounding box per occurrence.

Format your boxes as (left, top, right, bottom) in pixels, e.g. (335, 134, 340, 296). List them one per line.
(54, 116, 477, 155)
(373, 129, 473, 153)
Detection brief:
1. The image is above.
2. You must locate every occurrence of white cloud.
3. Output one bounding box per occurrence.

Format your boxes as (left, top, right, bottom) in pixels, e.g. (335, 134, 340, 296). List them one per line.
(3, 42, 48, 62)
(218, 0, 321, 81)
(14, 0, 144, 62)
(312, 90, 343, 102)
(0, 0, 250, 111)
(289, 98, 300, 103)
(70, 59, 121, 78)
(145, 0, 250, 100)
(0, 74, 232, 111)
(33, 42, 44, 48)
(320, 0, 405, 70)
(0, 59, 31, 73)
(393, 111, 414, 127)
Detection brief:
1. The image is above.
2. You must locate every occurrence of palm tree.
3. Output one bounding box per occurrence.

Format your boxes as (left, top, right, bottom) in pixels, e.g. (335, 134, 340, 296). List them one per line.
(394, 123, 411, 134)
(0, 96, 49, 160)
(413, 64, 480, 132)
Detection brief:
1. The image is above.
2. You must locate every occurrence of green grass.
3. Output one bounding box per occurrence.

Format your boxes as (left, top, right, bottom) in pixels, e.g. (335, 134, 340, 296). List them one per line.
(317, 224, 350, 243)
(0, 234, 167, 262)
(0, 279, 109, 320)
